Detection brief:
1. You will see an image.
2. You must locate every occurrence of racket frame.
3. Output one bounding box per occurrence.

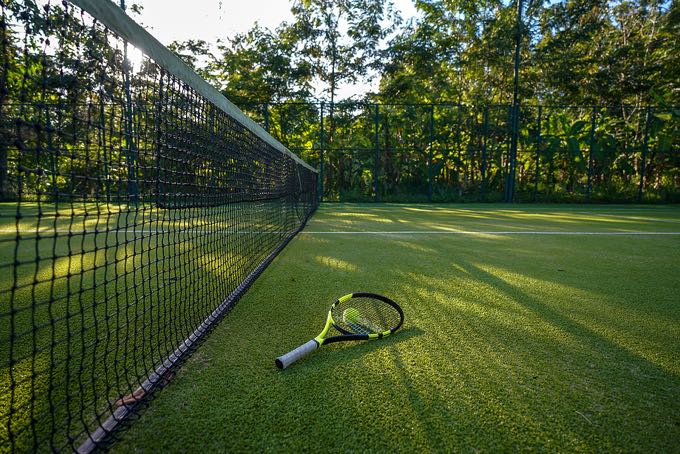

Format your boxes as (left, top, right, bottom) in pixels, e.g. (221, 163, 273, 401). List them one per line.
(275, 292, 404, 369)
(318, 292, 404, 344)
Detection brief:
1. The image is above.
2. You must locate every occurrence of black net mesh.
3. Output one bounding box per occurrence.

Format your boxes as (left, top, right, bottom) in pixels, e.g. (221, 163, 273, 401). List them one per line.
(0, 0, 318, 451)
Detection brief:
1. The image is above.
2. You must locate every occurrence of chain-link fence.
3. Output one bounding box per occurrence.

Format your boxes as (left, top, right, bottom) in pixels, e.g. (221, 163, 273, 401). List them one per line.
(241, 102, 679, 203)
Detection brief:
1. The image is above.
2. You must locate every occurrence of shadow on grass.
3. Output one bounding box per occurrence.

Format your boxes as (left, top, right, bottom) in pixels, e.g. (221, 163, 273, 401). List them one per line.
(275, 229, 680, 450)
(381, 236, 680, 449)
(282, 326, 426, 372)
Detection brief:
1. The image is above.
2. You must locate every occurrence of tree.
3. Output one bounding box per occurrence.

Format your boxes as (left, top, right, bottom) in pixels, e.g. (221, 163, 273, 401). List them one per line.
(206, 24, 313, 105)
(291, 0, 401, 104)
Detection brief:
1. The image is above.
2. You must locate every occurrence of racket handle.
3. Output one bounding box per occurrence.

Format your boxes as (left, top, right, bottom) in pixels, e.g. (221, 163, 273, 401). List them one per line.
(275, 339, 319, 369)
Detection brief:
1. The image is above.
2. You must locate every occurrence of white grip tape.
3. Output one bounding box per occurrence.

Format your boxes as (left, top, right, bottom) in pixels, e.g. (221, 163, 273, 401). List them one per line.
(275, 339, 319, 369)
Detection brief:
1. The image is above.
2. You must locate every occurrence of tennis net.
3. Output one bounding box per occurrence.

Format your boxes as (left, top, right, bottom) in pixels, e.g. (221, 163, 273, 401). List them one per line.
(0, 0, 318, 451)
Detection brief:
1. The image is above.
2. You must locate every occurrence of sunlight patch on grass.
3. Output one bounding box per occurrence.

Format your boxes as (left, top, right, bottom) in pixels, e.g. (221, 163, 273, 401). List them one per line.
(314, 255, 358, 272)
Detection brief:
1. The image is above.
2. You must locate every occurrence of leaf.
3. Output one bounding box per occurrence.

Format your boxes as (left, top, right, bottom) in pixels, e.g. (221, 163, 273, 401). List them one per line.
(654, 112, 672, 122)
(569, 120, 587, 135)
(567, 137, 581, 156)
(657, 135, 672, 153)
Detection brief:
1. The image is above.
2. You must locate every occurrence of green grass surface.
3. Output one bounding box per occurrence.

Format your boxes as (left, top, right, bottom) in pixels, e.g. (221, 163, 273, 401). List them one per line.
(110, 204, 680, 452)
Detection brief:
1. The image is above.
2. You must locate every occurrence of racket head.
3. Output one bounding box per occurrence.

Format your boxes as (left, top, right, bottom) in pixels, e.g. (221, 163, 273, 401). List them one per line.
(329, 292, 404, 338)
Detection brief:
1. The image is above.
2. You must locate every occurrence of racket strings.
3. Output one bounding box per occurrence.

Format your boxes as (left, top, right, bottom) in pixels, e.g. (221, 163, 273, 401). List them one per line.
(333, 297, 401, 334)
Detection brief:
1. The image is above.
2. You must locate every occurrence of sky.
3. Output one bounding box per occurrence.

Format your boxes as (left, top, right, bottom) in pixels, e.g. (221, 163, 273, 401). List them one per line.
(132, 0, 419, 98)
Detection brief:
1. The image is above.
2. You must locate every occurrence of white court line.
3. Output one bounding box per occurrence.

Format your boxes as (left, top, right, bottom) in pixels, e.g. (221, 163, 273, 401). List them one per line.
(301, 231, 680, 235)
(317, 206, 680, 212)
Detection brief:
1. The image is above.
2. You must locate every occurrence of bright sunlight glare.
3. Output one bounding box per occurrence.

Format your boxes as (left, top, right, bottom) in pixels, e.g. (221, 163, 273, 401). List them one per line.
(125, 44, 146, 73)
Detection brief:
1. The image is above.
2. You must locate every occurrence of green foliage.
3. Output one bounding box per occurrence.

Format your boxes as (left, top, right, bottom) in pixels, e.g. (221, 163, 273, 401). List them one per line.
(157, 0, 679, 203)
(2, 1, 677, 204)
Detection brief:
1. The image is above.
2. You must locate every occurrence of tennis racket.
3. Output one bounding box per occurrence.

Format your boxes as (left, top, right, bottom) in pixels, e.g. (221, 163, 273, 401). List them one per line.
(275, 292, 404, 369)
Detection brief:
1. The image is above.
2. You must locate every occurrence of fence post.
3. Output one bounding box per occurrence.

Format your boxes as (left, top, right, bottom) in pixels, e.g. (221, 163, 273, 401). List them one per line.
(428, 104, 434, 202)
(506, 0, 523, 203)
(374, 103, 380, 201)
(587, 106, 597, 202)
(319, 102, 324, 203)
(122, 63, 138, 201)
(638, 107, 651, 202)
(456, 105, 464, 194)
(504, 107, 510, 201)
(154, 71, 165, 206)
(506, 104, 519, 203)
(481, 106, 489, 201)
(263, 103, 270, 133)
(45, 108, 58, 201)
(121, 1, 138, 201)
(503, 106, 512, 202)
(534, 105, 541, 201)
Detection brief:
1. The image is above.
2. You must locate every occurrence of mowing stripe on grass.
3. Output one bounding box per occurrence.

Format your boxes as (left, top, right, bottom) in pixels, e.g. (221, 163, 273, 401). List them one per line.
(574, 213, 680, 223)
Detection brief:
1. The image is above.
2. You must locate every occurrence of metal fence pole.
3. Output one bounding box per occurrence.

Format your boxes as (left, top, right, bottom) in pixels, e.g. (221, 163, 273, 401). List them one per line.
(587, 106, 597, 202)
(504, 106, 513, 202)
(534, 105, 542, 201)
(154, 71, 165, 206)
(506, 0, 523, 203)
(374, 103, 380, 201)
(455, 105, 463, 193)
(263, 103, 270, 133)
(638, 107, 651, 202)
(319, 101, 325, 203)
(506, 104, 519, 203)
(481, 106, 489, 201)
(45, 109, 58, 200)
(121, 0, 138, 201)
(428, 104, 434, 202)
